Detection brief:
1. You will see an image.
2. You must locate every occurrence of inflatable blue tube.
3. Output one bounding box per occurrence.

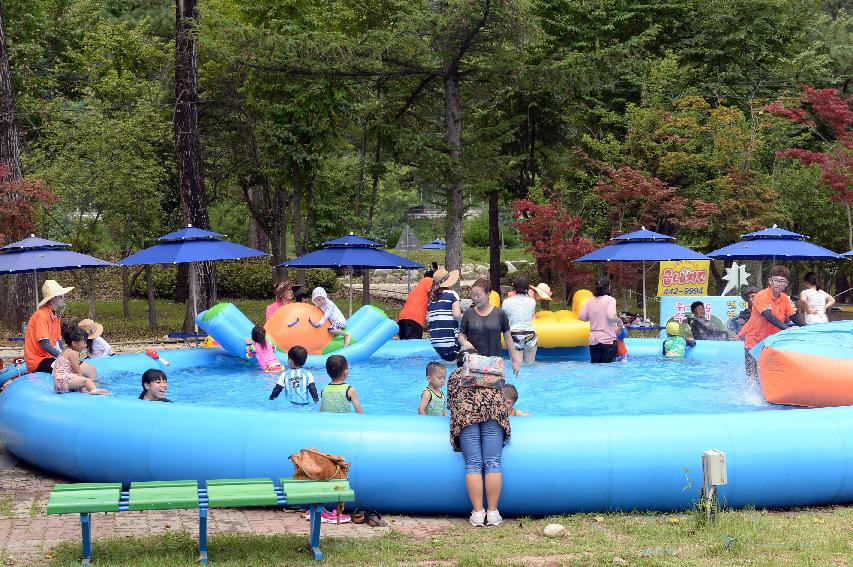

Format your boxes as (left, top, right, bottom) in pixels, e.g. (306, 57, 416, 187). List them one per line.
(2, 343, 853, 514)
(195, 303, 255, 359)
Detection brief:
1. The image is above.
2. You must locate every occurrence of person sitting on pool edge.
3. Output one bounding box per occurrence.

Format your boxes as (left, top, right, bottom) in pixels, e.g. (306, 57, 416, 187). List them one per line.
(662, 322, 695, 359)
(139, 368, 172, 402)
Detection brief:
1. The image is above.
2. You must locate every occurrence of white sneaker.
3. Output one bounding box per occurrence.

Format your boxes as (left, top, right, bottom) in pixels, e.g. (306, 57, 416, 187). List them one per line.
(469, 509, 486, 527)
(486, 509, 503, 526)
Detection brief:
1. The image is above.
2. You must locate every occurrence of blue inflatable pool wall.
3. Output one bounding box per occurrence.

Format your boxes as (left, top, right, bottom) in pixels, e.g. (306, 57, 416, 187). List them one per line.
(3, 339, 853, 515)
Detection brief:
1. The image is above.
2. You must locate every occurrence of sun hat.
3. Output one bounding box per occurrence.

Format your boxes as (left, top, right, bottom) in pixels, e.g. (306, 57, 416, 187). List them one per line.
(37, 280, 74, 308)
(78, 319, 104, 340)
(431, 268, 459, 289)
(274, 280, 294, 299)
(530, 283, 553, 301)
(665, 321, 681, 336)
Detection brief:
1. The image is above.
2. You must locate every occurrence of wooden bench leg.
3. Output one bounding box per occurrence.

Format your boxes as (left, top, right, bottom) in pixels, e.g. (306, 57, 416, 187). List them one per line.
(198, 507, 209, 564)
(308, 504, 323, 560)
(79, 513, 92, 566)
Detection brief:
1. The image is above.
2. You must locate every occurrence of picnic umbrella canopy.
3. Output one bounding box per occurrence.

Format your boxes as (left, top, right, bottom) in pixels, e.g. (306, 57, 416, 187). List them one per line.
(422, 239, 447, 250)
(574, 228, 710, 321)
(0, 235, 113, 310)
(117, 226, 269, 330)
(707, 226, 845, 261)
(279, 234, 424, 316)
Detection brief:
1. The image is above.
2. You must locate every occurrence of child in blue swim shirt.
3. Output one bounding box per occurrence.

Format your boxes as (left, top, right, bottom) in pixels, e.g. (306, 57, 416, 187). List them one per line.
(662, 322, 695, 358)
(269, 345, 319, 404)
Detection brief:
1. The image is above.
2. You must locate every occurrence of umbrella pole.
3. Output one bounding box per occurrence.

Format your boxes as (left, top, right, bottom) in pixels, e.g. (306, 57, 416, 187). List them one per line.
(32, 270, 37, 313)
(349, 268, 353, 318)
(642, 260, 648, 322)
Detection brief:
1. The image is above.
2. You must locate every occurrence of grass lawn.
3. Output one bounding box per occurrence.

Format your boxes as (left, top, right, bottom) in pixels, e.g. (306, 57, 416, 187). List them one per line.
(39, 507, 853, 566)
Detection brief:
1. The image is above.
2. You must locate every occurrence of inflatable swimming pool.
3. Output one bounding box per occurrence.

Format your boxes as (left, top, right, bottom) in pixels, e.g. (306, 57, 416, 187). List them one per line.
(2, 338, 853, 515)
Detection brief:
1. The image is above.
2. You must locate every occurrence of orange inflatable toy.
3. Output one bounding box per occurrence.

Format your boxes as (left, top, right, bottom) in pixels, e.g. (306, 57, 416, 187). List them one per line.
(265, 303, 331, 355)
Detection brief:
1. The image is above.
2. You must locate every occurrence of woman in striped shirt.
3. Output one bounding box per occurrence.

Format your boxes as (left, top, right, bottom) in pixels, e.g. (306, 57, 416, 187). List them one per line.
(427, 268, 463, 361)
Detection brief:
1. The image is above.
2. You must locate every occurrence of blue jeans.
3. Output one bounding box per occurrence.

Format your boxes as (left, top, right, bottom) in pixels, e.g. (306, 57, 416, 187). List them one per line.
(459, 420, 505, 474)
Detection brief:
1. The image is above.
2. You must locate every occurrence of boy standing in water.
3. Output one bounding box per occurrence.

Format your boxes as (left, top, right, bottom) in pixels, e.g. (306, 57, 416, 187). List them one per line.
(320, 355, 363, 413)
(418, 361, 447, 416)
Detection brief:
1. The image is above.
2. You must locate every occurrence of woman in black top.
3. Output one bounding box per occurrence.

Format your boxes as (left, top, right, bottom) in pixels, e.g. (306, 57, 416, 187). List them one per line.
(458, 279, 521, 375)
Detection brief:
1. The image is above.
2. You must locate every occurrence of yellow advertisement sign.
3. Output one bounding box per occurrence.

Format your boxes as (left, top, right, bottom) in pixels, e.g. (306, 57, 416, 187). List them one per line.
(657, 260, 710, 296)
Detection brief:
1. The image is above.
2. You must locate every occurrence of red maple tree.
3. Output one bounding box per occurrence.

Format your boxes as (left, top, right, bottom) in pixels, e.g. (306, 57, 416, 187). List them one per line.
(593, 164, 720, 236)
(764, 85, 853, 248)
(0, 164, 55, 245)
(512, 199, 596, 294)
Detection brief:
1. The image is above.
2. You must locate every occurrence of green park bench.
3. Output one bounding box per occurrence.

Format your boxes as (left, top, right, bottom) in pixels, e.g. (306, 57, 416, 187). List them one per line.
(46, 477, 356, 565)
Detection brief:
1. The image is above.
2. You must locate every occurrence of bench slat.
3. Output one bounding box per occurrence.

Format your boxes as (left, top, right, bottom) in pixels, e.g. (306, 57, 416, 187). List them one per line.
(207, 479, 278, 507)
(280, 478, 355, 505)
(47, 486, 121, 514)
(129, 481, 199, 511)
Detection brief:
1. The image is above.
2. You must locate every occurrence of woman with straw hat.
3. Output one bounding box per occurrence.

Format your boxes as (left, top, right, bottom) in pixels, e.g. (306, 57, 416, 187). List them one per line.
(427, 268, 463, 361)
(24, 280, 97, 381)
(266, 280, 298, 321)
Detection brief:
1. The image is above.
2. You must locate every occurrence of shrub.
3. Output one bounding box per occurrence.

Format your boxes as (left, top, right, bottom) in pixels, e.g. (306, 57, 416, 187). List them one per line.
(131, 266, 177, 299)
(217, 260, 274, 299)
(287, 268, 339, 294)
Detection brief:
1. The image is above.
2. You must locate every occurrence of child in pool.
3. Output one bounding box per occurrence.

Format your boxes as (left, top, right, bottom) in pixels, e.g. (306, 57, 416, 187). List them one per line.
(502, 384, 529, 416)
(139, 368, 172, 402)
(269, 345, 319, 404)
(309, 287, 352, 347)
(662, 321, 695, 358)
(320, 355, 362, 413)
(246, 325, 284, 373)
(53, 327, 108, 395)
(418, 361, 447, 416)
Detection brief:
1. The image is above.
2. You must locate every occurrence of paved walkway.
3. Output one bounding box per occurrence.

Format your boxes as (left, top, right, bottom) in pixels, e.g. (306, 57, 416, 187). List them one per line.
(0, 444, 463, 566)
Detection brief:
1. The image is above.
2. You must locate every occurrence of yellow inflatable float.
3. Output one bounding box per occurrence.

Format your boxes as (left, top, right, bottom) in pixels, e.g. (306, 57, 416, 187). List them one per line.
(495, 288, 592, 348)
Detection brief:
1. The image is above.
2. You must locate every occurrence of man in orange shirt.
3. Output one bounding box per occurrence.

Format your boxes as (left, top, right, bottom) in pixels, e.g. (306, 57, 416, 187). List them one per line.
(737, 266, 798, 378)
(397, 264, 437, 340)
(24, 280, 97, 381)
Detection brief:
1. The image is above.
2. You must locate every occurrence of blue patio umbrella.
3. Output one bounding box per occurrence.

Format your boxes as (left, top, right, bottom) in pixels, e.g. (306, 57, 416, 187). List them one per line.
(707, 226, 845, 261)
(280, 234, 423, 315)
(0, 235, 113, 309)
(845, 250, 853, 257)
(575, 228, 709, 321)
(421, 239, 446, 250)
(117, 226, 269, 330)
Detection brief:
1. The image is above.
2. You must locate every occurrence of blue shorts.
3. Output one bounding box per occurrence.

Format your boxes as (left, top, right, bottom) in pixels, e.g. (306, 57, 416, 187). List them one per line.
(458, 420, 505, 474)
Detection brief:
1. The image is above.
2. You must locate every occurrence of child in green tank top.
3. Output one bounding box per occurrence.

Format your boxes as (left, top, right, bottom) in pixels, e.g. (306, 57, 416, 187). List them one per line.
(320, 355, 363, 413)
(418, 361, 447, 416)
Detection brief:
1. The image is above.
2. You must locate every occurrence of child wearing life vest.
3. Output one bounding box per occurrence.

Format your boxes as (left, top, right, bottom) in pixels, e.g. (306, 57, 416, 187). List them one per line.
(662, 321, 695, 358)
(269, 345, 319, 404)
(246, 325, 284, 373)
(320, 355, 363, 413)
(418, 361, 447, 416)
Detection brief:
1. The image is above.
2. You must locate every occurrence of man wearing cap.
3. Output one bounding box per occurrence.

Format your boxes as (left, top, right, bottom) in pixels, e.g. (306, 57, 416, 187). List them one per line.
(24, 280, 97, 381)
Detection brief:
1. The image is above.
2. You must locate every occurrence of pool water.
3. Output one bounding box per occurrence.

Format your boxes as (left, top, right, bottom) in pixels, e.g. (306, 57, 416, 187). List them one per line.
(100, 355, 776, 416)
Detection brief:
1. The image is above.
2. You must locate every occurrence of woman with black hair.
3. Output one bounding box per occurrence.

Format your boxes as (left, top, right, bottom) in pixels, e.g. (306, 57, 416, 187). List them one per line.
(800, 272, 834, 325)
(578, 277, 624, 363)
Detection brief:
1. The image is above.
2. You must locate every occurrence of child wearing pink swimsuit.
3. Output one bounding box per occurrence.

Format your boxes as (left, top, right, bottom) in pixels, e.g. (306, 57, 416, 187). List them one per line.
(247, 325, 284, 373)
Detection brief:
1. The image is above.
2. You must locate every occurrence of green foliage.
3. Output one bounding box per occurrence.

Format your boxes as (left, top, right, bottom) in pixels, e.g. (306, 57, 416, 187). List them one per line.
(288, 269, 339, 294)
(209, 201, 251, 247)
(462, 214, 521, 248)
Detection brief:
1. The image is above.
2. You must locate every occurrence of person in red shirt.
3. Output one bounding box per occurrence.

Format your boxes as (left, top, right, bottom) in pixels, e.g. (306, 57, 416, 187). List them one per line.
(397, 263, 438, 340)
(737, 265, 798, 378)
(24, 280, 98, 382)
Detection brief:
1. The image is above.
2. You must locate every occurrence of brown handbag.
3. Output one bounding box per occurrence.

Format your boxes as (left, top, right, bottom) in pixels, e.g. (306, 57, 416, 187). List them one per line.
(289, 448, 350, 480)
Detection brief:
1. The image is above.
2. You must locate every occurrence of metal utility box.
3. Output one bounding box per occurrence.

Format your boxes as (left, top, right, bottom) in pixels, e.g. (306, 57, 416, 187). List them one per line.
(702, 450, 727, 486)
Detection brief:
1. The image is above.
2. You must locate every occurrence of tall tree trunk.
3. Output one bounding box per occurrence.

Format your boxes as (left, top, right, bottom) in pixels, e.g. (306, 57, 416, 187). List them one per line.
(488, 190, 500, 292)
(366, 134, 381, 232)
(175, 0, 214, 331)
(247, 187, 269, 251)
(277, 188, 288, 280)
(0, 1, 31, 330)
(87, 269, 96, 319)
(121, 266, 130, 318)
(443, 70, 464, 274)
(362, 270, 370, 308)
(355, 129, 367, 216)
(292, 167, 305, 287)
(845, 201, 852, 251)
(146, 265, 157, 329)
